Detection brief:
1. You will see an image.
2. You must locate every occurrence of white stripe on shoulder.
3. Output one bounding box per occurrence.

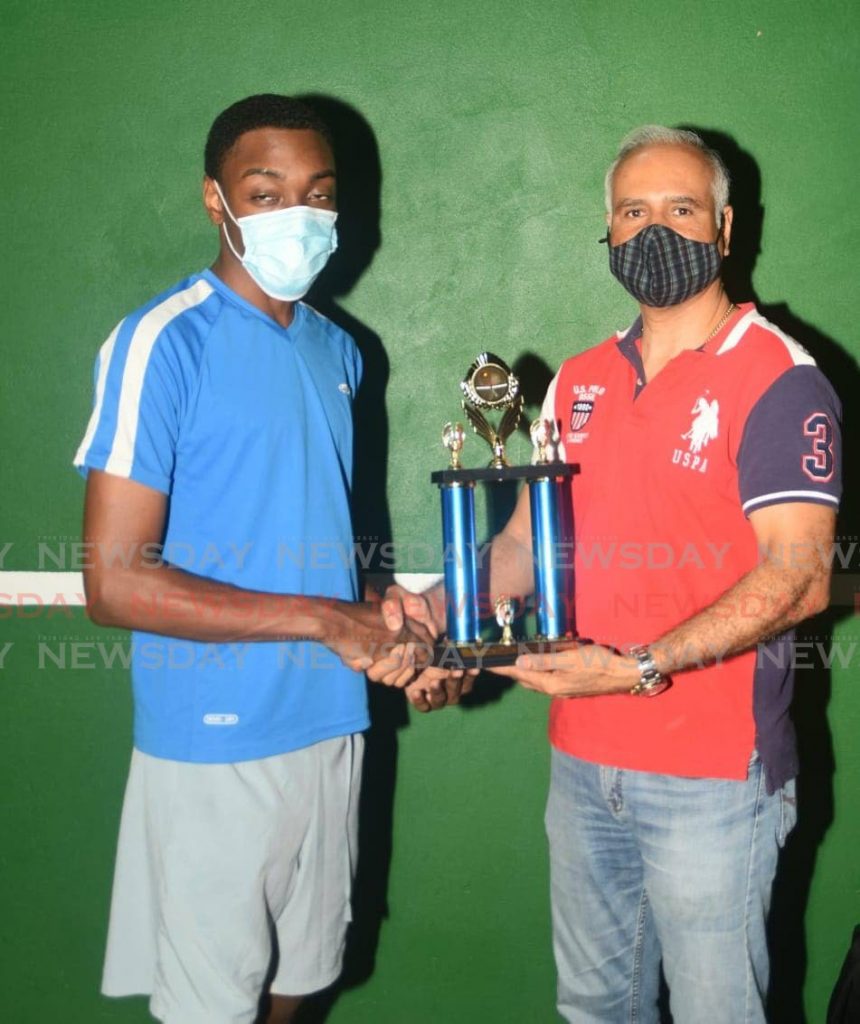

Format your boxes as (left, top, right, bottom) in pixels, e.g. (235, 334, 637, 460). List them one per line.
(713, 308, 757, 355)
(716, 309, 816, 366)
(74, 320, 123, 466)
(743, 489, 840, 513)
(105, 278, 214, 476)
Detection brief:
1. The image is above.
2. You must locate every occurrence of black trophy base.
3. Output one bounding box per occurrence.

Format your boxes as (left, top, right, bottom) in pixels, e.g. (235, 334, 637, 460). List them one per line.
(431, 636, 575, 669)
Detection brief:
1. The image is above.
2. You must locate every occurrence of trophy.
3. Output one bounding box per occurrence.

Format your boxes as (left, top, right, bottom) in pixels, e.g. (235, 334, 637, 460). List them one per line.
(430, 353, 577, 668)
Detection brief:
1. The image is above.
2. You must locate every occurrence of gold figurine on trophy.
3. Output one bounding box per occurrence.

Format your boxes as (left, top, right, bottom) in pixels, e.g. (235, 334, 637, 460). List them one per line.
(495, 596, 516, 646)
(441, 421, 466, 470)
(529, 417, 555, 465)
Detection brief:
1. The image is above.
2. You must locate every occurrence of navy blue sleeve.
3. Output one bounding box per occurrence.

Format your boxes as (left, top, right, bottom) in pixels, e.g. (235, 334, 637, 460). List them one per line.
(737, 365, 842, 516)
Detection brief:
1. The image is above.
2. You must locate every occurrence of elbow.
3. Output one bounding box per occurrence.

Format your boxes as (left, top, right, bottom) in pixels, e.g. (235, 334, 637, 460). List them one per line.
(809, 584, 832, 618)
(83, 570, 125, 627)
(86, 597, 114, 628)
(800, 573, 832, 620)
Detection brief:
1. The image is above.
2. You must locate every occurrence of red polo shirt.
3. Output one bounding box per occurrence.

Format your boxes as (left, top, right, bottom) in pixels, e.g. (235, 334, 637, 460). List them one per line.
(543, 303, 841, 784)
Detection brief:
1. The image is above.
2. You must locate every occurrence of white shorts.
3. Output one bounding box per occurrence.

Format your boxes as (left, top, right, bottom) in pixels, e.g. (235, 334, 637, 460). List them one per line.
(101, 734, 364, 1024)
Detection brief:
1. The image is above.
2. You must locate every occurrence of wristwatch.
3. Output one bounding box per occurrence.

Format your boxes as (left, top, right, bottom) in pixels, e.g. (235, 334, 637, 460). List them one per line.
(628, 645, 671, 697)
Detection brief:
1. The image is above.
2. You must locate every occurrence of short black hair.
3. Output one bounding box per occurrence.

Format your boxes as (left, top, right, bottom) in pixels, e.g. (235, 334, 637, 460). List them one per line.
(204, 93, 332, 180)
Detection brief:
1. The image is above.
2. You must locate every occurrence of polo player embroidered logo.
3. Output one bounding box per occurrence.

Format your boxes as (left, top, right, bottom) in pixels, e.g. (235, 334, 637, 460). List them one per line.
(570, 398, 594, 431)
(682, 397, 719, 453)
(671, 395, 719, 474)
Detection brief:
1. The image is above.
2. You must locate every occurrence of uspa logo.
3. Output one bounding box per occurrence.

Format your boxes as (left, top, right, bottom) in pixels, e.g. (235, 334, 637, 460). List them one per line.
(570, 398, 594, 432)
(681, 396, 719, 453)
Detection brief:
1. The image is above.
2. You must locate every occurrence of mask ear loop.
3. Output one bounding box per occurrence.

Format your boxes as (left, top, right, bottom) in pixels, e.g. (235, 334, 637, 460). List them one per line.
(212, 180, 244, 261)
(715, 211, 730, 256)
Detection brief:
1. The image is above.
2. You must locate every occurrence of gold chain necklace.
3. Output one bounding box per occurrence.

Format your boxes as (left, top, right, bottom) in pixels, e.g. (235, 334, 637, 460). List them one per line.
(640, 302, 739, 382)
(703, 301, 738, 343)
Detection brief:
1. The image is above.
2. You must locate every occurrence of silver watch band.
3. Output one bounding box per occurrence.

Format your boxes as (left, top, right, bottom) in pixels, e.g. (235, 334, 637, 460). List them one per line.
(628, 645, 670, 697)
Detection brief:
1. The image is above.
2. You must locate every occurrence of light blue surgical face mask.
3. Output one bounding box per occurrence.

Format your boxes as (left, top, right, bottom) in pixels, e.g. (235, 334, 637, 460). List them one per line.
(214, 181, 338, 302)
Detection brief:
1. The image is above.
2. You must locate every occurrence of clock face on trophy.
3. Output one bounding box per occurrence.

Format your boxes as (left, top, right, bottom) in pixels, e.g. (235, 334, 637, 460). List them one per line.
(458, 353, 523, 469)
(461, 353, 519, 410)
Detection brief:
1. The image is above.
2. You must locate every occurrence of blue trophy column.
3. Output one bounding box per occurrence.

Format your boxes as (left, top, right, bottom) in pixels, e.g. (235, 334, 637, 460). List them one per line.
(528, 476, 567, 640)
(440, 483, 480, 644)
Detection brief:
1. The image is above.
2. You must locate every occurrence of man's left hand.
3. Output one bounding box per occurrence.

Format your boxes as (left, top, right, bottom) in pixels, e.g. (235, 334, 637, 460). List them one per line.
(490, 643, 638, 698)
(404, 666, 478, 712)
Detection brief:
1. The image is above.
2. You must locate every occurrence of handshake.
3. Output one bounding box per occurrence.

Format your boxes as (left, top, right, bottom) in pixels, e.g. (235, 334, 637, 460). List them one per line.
(326, 582, 646, 706)
(328, 583, 477, 712)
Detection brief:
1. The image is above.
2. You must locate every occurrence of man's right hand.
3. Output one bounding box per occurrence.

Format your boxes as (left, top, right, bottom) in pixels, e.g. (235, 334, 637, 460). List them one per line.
(326, 600, 435, 684)
(371, 584, 478, 708)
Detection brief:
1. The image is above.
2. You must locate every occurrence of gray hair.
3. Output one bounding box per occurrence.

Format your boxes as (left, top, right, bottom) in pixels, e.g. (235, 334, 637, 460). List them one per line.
(604, 125, 731, 223)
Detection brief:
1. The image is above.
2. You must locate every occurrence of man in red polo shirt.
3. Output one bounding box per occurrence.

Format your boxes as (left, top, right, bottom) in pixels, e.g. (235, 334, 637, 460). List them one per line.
(392, 125, 841, 1023)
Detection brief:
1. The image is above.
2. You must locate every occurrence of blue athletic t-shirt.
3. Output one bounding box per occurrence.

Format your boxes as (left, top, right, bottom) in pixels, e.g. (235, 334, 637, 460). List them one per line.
(74, 269, 370, 762)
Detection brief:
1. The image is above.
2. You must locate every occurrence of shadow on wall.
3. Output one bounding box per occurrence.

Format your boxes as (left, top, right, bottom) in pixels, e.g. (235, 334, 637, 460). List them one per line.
(281, 99, 558, 1018)
(267, 95, 406, 1024)
(686, 126, 860, 1024)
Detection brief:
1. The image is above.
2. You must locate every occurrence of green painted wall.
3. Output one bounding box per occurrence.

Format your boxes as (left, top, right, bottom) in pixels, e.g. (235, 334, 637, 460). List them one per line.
(1, 1, 858, 1021)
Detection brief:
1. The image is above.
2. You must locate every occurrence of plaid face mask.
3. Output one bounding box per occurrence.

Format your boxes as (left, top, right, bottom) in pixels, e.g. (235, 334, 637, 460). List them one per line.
(608, 223, 722, 307)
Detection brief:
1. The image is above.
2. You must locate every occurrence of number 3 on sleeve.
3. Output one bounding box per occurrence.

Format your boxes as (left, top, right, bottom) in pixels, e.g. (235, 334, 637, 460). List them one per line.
(802, 413, 834, 481)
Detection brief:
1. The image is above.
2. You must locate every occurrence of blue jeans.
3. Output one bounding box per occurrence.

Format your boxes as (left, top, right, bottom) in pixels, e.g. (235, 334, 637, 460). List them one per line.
(545, 748, 797, 1024)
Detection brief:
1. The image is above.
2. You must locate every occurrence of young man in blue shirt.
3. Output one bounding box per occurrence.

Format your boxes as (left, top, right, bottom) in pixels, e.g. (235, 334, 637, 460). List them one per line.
(75, 94, 432, 1024)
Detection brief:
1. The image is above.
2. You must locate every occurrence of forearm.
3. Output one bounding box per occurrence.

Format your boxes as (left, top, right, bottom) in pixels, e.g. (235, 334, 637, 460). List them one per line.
(406, 523, 536, 636)
(404, 524, 535, 636)
(649, 559, 830, 676)
(86, 561, 355, 645)
(486, 530, 535, 608)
